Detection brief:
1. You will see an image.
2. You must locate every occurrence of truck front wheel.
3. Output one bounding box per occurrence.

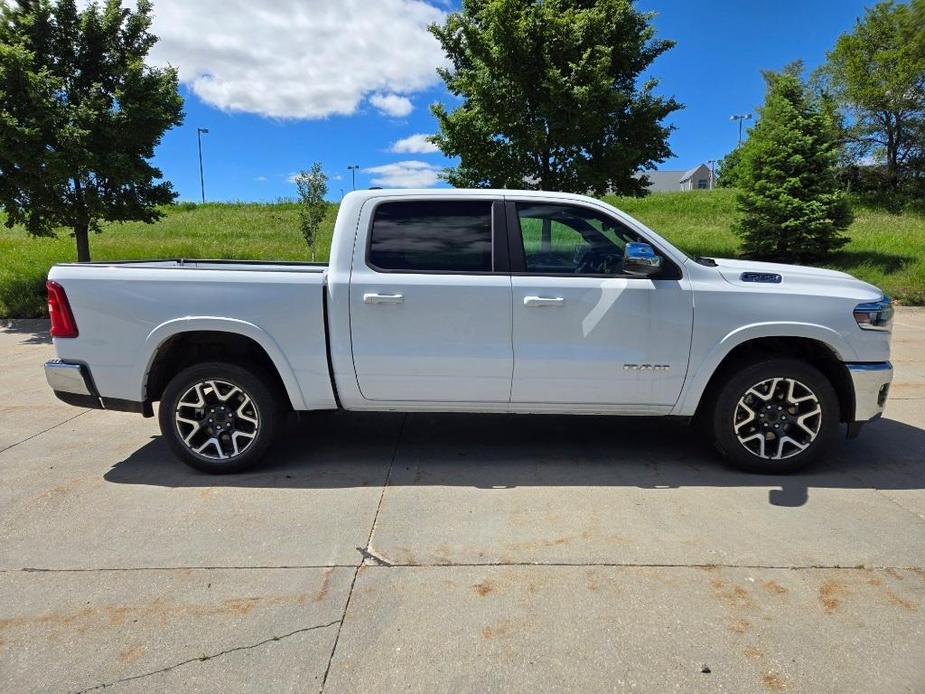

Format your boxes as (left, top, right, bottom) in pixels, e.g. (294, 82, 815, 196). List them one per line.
(158, 361, 282, 474)
(711, 358, 840, 474)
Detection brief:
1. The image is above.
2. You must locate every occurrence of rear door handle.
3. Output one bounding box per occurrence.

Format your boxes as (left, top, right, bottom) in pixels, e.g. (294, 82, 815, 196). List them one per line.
(364, 292, 404, 305)
(523, 296, 565, 307)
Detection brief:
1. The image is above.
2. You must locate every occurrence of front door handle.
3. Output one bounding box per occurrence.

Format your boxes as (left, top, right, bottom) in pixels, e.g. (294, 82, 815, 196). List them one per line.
(524, 296, 565, 307)
(364, 292, 404, 305)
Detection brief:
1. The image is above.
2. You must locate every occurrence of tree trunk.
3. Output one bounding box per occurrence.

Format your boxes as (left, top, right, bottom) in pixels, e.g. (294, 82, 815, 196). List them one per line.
(74, 221, 91, 263)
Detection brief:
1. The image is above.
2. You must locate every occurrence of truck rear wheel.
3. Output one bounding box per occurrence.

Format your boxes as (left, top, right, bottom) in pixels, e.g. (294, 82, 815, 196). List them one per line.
(711, 358, 840, 474)
(158, 361, 282, 474)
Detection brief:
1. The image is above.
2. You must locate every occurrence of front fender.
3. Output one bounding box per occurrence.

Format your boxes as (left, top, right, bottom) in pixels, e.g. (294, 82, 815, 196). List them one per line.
(137, 317, 307, 409)
(672, 321, 856, 417)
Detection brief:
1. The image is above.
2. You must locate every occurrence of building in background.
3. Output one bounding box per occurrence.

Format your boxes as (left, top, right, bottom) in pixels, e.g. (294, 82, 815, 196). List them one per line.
(639, 164, 713, 192)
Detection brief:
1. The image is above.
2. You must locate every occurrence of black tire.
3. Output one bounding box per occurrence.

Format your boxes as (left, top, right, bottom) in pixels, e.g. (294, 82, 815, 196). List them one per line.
(158, 361, 282, 474)
(711, 357, 840, 474)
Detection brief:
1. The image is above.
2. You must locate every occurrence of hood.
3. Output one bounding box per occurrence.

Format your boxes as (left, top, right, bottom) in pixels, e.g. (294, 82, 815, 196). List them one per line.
(710, 257, 883, 301)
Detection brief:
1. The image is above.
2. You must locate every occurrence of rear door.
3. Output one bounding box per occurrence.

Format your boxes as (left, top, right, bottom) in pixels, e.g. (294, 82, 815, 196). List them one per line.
(507, 199, 693, 406)
(349, 197, 513, 402)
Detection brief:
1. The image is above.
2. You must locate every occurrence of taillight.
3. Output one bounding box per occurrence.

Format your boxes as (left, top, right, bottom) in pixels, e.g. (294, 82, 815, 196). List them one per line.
(46, 280, 79, 338)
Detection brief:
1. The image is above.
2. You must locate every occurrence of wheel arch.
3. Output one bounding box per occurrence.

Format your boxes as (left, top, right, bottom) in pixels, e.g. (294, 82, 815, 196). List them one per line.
(139, 318, 305, 410)
(678, 324, 855, 423)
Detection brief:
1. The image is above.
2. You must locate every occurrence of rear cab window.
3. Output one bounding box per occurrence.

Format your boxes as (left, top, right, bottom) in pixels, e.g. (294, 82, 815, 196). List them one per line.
(367, 200, 494, 273)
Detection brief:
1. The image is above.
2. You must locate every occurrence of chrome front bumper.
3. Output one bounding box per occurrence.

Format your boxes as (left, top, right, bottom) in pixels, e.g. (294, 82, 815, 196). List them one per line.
(846, 362, 892, 421)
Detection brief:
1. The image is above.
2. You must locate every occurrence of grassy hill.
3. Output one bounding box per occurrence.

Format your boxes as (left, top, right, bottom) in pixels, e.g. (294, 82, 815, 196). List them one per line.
(2, 189, 923, 317)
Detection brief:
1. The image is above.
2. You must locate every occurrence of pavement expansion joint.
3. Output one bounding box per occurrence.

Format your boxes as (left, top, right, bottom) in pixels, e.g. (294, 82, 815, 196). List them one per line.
(319, 412, 407, 693)
(6, 561, 923, 573)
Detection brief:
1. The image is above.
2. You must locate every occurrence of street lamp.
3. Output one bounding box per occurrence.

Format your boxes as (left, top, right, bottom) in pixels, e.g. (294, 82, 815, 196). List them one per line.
(729, 114, 752, 145)
(196, 128, 209, 204)
(706, 159, 720, 189)
(347, 164, 360, 191)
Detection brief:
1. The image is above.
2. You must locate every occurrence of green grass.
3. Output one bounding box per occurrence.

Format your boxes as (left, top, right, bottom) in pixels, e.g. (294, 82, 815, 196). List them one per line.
(2, 189, 924, 317)
(605, 189, 925, 304)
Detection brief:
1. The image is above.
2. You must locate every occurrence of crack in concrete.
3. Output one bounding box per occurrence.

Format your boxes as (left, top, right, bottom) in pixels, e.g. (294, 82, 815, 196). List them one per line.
(73, 620, 341, 692)
(319, 412, 407, 693)
(0, 409, 91, 455)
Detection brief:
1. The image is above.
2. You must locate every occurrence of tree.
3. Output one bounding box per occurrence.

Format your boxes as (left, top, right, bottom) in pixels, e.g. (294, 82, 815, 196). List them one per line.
(429, 0, 681, 195)
(0, 0, 183, 262)
(734, 66, 852, 263)
(295, 162, 328, 261)
(814, 0, 925, 192)
(716, 146, 743, 188)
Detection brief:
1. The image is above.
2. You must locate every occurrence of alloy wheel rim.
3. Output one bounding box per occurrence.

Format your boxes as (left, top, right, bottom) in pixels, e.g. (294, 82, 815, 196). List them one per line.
(733, 377, 822, 460)
(174, 379, 259, 460)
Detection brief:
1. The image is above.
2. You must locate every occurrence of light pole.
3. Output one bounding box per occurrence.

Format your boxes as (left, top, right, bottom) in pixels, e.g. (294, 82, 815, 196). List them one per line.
(729, 114, 752, 145)
(196, 128, 209, 203)
(706, 159, 719, 189)
(347, 164, 360, 191)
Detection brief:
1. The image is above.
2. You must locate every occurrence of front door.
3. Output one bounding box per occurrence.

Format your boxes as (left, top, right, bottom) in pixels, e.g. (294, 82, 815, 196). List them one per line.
(350, 198, 513, 402)
(508, 200, 693, 406)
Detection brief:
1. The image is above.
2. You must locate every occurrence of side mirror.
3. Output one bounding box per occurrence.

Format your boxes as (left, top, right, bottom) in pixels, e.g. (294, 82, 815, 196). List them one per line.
(623, 242, 662, 277)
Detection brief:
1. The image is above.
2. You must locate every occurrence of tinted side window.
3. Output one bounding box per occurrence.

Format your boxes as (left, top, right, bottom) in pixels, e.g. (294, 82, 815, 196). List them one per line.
(369, 200, 493, 272)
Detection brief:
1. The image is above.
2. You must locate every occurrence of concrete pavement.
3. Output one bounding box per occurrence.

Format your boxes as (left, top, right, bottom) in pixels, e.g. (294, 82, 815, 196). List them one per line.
(1, 312, 924, 692)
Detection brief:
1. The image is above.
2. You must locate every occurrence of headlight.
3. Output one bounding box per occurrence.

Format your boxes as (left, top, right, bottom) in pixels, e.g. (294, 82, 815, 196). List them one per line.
(854, 296, 893, 332)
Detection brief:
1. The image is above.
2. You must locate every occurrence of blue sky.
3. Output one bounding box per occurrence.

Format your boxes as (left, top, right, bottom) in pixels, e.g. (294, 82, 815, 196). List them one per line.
(147, 0, 876, 203)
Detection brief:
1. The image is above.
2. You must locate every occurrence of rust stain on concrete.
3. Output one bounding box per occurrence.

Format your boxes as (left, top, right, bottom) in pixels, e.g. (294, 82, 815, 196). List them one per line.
(819, 580, 845, 613)
(119, 644, 145, 664)
(763, 672, 789, 690)
(883, 589, 918, 611)
(472, 580, 494, 597)
(761, 580, 787, 595)
(728, 618, 751, 634)
(481, 619, 512, 640)
(314, 569, 332, 603)
(0, 592, 315, 636)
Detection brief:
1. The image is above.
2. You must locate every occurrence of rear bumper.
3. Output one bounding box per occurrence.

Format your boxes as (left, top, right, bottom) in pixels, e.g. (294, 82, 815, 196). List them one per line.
(44, 360, 151, 416)
(846, 361, 892, 422)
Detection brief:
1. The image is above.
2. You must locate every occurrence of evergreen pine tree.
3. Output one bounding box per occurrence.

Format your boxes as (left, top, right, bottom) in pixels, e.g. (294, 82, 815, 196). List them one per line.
(735, 67, 851, 262)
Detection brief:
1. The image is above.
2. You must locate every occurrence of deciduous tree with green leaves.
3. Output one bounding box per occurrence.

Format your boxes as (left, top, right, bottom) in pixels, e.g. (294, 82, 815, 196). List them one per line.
(814, 0, 925, 193)
(295, 162, 328, 261)
(0, 0, 183, 262)
(735, 66, 851, 263)
(429, 0, 680, 195)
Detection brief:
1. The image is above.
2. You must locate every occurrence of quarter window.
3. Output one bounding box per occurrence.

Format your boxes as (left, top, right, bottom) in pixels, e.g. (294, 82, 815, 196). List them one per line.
(368, 200, 493, 272)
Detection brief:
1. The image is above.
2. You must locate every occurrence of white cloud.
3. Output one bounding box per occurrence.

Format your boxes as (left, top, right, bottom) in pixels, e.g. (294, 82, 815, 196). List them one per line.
(255, 175, 268, 182)
(138, 0, 446, 119)
(365, 160, 441, 188)
(389, 133, 439, 154)
(369, 93, 414, 118)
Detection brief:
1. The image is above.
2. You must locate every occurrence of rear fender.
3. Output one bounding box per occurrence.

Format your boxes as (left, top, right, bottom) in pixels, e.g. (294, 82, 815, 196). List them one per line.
(138, 317, 306, 409)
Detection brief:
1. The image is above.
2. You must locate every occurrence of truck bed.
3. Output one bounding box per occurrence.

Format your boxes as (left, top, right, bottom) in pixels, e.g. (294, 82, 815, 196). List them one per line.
(47, 259, 336, 411)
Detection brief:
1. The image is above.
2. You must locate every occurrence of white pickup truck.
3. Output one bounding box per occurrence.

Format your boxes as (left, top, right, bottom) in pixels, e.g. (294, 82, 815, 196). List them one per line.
(44, 189, 894, 474)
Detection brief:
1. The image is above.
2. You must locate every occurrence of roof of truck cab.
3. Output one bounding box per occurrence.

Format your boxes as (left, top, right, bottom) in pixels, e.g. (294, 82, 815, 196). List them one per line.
(342, 188, 605, 204)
